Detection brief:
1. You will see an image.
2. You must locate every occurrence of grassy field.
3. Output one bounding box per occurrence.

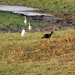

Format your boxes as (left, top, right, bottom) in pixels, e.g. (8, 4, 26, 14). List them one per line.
(0, 1, 75, 74)
(0, 29, 75, 75)
(0, 11, 44, 32)
(0, 12, 42, 27)
(0, 0, 75, 15)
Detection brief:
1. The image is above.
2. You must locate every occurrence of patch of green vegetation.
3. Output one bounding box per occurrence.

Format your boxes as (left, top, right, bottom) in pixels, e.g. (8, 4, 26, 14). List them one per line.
(0, 12, 23, 27)
(0, 12, 42, 28)
(0, 28, 8, 31)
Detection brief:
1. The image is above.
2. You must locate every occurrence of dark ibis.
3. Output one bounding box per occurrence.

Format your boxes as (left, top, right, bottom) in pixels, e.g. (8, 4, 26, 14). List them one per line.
(42, 31, 54, 38)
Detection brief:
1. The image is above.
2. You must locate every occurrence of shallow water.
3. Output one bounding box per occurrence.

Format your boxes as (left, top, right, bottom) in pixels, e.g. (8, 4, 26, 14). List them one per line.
(0, 5, 63, 22)
(0, 5, 51, 16)
(0, 5, 39, 12)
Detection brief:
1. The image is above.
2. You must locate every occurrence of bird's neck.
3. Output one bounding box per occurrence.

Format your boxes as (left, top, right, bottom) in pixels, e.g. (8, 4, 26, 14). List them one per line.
(25, 17, 26, 19)
(51, 32, 53, 35)
(29, 23, 30, 26)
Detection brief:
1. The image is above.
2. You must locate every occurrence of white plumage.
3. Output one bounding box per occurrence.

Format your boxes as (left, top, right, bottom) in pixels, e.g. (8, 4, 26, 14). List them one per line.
(21, 29, 26, 37)
(28, 22, 32, 30)
(24, 16, 27, 25)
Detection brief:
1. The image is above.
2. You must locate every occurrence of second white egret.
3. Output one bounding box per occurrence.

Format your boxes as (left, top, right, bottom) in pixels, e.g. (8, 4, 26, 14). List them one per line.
(28, 22, 32, 30)
(24, 16, 27, 25)
(21, 29, 26, 37)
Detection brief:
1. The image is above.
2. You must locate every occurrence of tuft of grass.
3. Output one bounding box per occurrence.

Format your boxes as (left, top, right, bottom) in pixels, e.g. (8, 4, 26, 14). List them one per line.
(0, 28, 8, 31)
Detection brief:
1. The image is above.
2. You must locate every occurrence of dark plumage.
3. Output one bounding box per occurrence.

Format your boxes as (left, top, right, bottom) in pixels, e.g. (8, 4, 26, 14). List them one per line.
(42, 31, 53, 38)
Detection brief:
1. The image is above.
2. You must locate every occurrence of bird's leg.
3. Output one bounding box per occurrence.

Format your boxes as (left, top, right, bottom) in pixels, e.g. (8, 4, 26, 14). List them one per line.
(28, 32, 29, 40)
(29, 30, 31, 33)
(21, 37, 23, 42)
(25, 23, 27, 25)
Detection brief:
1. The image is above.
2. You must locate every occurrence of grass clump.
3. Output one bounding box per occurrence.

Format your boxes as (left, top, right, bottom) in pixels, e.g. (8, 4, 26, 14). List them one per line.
(0, 28, 8, 31)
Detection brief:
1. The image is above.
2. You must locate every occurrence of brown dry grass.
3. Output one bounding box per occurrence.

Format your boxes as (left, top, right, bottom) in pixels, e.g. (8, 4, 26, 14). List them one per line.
(28, 35, 75, 61)
(0, 33, 75, 63)
(0, 30, 75, 75)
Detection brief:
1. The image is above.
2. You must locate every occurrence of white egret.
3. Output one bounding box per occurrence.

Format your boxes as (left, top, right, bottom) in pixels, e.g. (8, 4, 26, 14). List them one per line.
(28, 22, 32, 30)
(24, 16, 27, 25)
(21, 29, 26, 37)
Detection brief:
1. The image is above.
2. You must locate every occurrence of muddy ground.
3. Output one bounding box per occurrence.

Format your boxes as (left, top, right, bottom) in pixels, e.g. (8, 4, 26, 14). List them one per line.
(0, 9, 75, 33)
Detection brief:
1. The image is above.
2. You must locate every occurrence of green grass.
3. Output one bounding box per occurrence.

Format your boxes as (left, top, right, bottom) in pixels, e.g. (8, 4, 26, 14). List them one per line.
(0, 0, 75, 15)
(0, 12, 42, 28)
(0, 12, 24, 27)
(0, 29, 75, 75)
(0, 60, 75, 75)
